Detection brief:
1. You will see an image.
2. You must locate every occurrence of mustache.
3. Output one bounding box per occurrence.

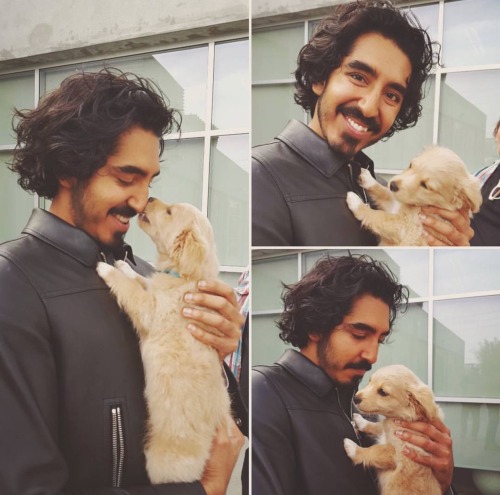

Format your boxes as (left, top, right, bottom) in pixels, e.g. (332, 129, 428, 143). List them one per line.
(340, 105, 381, 134)
(345, 361, 372, 372)
(109, 205, 138, 218)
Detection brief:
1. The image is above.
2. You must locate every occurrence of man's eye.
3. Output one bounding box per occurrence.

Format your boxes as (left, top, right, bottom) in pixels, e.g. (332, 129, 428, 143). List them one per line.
(352, 333, 367, 340)
(118, 178, 133, 186)
(386, 92, 401, 104)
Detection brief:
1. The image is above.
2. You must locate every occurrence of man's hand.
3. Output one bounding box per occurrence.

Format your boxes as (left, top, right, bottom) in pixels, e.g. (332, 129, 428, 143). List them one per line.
(420, 206, 474, 246)
(183, 279, 244, 361)
(394, 417, 454, 494)
(201, 420, 245, 495)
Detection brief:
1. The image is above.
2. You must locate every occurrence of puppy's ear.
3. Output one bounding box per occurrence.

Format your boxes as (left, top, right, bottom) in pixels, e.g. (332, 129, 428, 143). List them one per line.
(455, 174, 483, 213)
(172, 224, 208, 280)
(407, 385, 439, 421)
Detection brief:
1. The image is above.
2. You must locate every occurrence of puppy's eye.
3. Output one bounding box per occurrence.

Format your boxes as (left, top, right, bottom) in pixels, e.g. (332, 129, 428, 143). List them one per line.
(420, 181, 428, 189)
(166, 208, 172, 215)
(378, 388, 389, 397)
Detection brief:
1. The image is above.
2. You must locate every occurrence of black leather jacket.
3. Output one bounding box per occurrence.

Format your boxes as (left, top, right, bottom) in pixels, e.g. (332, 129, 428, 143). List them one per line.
(0, 208, 247, 495)
(252, 120, 378, 247)
(252, 350, 378, 495)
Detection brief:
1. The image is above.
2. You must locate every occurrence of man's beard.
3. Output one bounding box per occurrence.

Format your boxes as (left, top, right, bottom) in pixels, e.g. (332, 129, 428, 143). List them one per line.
(70, 180, 135, 249)
(317, 332, 372, 387)
(316, 95, 381, 159)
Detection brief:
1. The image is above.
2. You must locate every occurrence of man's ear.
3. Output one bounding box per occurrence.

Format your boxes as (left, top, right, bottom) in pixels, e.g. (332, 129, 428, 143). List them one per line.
(308, 332, 322, 343)
(58, 177, 76, 190)
(312, 80, 326, 97)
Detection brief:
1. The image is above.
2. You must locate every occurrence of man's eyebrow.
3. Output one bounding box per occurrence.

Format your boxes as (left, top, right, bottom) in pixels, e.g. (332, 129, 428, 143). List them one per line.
(115, 165, 160, 178)
(346, 59, 407, 96)
(347, 322, 390, 338)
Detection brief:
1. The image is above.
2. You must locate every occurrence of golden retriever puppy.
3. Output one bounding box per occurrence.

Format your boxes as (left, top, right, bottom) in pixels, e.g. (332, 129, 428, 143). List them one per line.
(343, 365, 443, 495)
(97, 198, 232, 483)
(346, 146, 482, 245)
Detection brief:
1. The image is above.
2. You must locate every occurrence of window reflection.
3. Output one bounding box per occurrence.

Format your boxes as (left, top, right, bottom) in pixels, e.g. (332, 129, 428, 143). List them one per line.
(443, 0, 500, 67)
(439, 70, 500, 170)
(433, 295, 500, 399)
(208, 134, 249, 266)
(212, 40, 249, 130)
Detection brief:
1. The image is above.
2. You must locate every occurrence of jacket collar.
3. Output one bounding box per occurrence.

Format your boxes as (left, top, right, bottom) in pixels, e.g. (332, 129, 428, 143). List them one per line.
(277, 119, 374, 179)
(22, 208, 135, 267)
(277, 349, 356, 400)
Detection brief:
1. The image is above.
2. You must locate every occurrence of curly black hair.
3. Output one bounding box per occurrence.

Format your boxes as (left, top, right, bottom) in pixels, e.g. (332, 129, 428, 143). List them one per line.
(278, 254, 409, 349)
(10, 68, 181, 199)
(294, 0, 439, 138)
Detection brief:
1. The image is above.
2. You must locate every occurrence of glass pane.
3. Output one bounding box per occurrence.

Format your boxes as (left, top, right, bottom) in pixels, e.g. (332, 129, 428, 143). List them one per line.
(252, 314, 292, 366)
(252, 83, 304, 146)
(443, 0, 500, 67)
(252, 24, 304, 82)
(208, 134, 249, 267)
(434, 249, 500, 295)
(41, 47, 209, 133)
(212, 40, 249, 130)
(433, 295, 500, 399)
(360, 302, 429, 386)
(253, 255, 299, 311)
(440, 403, 500, 472)
(404, 3, 439, 44)
(439, 70, 500, 171)
(365, 77, 435, 171)
(125, 138, 204, 263)
(0, 72, 35, 145)
(303, 249, 429, 298)
(0, 152, 35, 242)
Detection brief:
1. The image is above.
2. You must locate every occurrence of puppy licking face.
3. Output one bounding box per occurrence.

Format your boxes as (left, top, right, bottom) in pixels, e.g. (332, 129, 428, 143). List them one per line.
(354, 364, 442, 422)
(138, 198, 218, 281)
(388, 146, 482, 212)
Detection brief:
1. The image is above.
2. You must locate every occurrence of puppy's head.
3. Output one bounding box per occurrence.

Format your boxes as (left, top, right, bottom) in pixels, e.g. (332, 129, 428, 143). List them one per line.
(138, 198, 219, 280)
(388, 146, 482, 213)
(354, 364, 442, 421)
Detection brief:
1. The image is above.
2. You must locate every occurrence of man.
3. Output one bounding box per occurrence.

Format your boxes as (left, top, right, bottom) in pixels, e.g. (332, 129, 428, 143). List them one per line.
(252, 255, 455, 495)
(0, 69, 245, 494)
(470, 117, 500, 245)
(252, 0, 473, 246)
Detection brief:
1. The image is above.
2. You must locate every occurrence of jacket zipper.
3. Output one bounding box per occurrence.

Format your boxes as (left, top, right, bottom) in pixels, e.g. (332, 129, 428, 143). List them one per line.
(111, 406, 125, 488)
(335, 388, 361, 444)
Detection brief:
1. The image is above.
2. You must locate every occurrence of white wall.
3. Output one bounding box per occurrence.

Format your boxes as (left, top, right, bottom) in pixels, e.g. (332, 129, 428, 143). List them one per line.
(0, 0, 248, 70)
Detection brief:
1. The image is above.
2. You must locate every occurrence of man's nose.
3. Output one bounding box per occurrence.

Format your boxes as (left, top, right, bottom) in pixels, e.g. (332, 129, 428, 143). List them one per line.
(127, 186, 150, 213)
(360, 341, 379, 365)
(358, 89, 380, 118)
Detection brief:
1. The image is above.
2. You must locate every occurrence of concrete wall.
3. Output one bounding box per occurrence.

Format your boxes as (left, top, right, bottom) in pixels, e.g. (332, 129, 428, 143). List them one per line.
(0, 0, 248, 71)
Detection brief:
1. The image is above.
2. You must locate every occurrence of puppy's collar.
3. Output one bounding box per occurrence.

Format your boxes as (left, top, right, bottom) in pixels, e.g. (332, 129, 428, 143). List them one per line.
(162, 268, 181, 278)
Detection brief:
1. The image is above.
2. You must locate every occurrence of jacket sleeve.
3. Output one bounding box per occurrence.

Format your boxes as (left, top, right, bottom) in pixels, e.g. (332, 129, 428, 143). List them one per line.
(252, 369, 298, 495)
(0, 256, 205, 495)
(252, 156, 293, 246)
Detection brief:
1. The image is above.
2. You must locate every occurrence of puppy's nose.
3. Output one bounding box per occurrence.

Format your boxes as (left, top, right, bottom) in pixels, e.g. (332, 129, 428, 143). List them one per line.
(389, 181, 399, 192)
(148, 197, 156, 203)
(353, 395, 362, 405)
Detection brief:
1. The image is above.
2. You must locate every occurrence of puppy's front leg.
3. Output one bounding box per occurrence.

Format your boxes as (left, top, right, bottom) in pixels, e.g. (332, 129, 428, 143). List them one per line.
(353, 413, 383, 437)
(344, 439, 396, 470)
(97, 262, 154, 336)
(358, 169, 398, 212)
(114, 260, 150, 290)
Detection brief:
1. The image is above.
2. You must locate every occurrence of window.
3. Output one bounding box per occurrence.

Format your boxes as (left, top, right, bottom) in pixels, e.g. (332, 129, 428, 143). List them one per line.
(0, 38, 249, 278)
(252, 248, 500, 487)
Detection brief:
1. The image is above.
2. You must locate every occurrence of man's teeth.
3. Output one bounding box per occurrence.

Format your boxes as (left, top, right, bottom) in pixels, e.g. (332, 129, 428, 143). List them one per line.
(346, 117, 368, 133)
(115, 214, 130, 224)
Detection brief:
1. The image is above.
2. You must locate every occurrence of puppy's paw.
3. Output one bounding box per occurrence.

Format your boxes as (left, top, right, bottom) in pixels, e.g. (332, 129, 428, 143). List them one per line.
(358, 168, 377, 189)
(344, 439, 359, 462)
(115, 260, 136, 278)
(353, 413, 369, 432)
(346, 192, 363, 213)
(96, 262, 114, 280)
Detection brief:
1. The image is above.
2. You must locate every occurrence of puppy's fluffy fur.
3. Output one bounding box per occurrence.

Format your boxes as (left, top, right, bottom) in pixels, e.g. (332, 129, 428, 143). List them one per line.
(343, 365, 443, 495)
(97, 199, 231, 483)
(346, 146, 482, 245)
